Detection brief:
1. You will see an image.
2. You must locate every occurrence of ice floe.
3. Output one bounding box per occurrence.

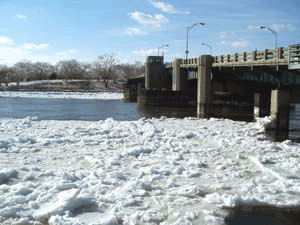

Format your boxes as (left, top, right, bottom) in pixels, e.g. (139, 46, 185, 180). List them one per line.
(0, 116, 299, 224)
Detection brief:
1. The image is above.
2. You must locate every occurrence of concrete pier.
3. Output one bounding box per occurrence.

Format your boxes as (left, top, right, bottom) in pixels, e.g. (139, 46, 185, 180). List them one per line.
(270, 89, 291, 130)
(254, 90, 271, 117)
(145, 56, 164, 89)
(172, 59, 183, 91)
(197, 55, 213, 118)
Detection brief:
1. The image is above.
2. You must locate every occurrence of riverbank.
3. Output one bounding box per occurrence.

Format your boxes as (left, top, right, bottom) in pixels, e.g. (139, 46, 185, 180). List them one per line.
(0, 80, 123, 92)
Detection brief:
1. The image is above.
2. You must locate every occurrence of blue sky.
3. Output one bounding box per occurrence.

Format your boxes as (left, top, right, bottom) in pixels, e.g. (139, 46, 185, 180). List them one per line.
(0, 0, 299, 65)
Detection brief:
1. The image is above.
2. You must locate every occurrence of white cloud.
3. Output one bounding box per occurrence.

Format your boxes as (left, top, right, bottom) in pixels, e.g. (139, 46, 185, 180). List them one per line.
(0, 44, 78, 66)
(23, 43, 49, 49)
(128, 12, 167, 28)
(0, 45, 28, 65)
(56, 49, 76, 56)
(132, 48, 158, 57)
(0, 36, 15, 45)
(149, 0, 190, 14)
(270, 23, 295, 32)
(248, 25, 261, 31)
(149, 0, 177, 14)
(125, 27, 147, 36)
(248, 24, 295, 32)
(16, 14, 27, 19)
(222, 40, 249, 48)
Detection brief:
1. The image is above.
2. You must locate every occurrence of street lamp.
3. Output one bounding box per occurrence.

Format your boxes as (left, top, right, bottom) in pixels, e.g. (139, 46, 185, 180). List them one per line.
(202, 43, 212, 55)
(260, 26, 277, 50)
(158, 43, 169, 57)
(260, 26, 278, 69)
(185, 22, 205, 61)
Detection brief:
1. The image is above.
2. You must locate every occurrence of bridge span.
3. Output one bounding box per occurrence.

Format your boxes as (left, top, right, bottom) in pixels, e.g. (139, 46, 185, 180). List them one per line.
(126, 44, 300, 135)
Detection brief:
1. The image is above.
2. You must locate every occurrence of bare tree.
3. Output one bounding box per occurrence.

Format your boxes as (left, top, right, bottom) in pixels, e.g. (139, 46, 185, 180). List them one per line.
(56, 60, 85, 80)
(32, 62, 54, 80)
(0, 66, 14, 86)
(13, 60, 34, 81)
(80, 62, 92, 80)
(119, 61, 144, 79)
(93, 54, 119, 87)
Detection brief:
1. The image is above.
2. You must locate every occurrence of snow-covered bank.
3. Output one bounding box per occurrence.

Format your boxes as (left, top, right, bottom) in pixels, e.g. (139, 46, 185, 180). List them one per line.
(0, 116, 299, 224)
(0, 91, 123, 100)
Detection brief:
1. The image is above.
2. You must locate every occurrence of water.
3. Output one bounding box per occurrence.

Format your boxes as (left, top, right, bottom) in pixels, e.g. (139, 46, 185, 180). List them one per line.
(0, 97, 299, 140)
(0, 97, 196, 121)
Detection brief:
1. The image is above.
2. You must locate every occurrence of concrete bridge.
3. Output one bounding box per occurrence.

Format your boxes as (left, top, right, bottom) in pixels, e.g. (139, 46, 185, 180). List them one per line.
(126, 43, 300, 133)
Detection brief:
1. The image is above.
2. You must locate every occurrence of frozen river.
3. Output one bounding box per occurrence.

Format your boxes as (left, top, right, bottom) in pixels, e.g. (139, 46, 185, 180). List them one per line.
(0, 91, 300, 225)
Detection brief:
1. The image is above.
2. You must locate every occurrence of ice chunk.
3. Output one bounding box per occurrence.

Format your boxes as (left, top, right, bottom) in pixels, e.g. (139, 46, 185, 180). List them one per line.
(125, 147, 152, 157)
(176, 185, 207, 197)
(14, 186, 33, 196)
(33, 189, 96, 222)
(0, 168, 18, 184)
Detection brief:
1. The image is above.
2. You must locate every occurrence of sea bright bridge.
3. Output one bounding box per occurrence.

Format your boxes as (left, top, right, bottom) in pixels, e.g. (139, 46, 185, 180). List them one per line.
(125, 44, 300, 133)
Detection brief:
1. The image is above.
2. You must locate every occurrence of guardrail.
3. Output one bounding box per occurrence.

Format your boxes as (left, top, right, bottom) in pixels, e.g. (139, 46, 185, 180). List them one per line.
(166, 45, 300, 70)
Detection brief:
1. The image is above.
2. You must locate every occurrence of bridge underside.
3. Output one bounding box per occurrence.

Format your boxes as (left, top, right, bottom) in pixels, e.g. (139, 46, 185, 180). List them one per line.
(184, 66, 300, 103)
(185, 66, 300, 85)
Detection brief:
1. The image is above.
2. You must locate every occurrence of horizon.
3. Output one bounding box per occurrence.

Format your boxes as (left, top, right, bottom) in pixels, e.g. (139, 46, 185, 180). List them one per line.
(0, 0, 299, 66)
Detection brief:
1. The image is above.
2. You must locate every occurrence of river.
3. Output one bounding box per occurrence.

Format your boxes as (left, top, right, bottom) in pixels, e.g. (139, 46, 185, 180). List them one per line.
(0, 96, 299, 140)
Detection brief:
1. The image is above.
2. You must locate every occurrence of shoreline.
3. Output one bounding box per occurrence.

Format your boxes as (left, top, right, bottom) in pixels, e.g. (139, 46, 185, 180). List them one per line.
(0, 79, 124, 93)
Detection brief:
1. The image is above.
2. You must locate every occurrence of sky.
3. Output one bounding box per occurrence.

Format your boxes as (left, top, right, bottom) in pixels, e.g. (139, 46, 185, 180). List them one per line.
(0, 0, 299, 66)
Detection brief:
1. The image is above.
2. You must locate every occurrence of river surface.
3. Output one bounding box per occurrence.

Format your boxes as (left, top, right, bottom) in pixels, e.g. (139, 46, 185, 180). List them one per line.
(0, 97, 299, 140)
(0, 97, 197, 121)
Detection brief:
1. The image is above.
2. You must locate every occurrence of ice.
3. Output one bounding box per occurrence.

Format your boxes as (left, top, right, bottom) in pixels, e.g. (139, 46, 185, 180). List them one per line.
(0, 168, 18, 184)
(0, 110, 300, 224)
(125, 146, 152, 157)
(0, 91, 123, 100)
(33, 189, 96, 221)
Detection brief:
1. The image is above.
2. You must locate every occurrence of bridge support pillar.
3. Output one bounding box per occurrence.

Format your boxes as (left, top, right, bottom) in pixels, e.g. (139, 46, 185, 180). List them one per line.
(197, 55, 213, 118)
(172, 59, 183, 91)
(254, 90, 271, 117)
(145, 56, 164, 89)
(270, 89, 291, 130)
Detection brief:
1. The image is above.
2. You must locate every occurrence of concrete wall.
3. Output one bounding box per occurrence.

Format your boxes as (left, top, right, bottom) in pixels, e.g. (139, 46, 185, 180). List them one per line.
(145, 56, 171, 90)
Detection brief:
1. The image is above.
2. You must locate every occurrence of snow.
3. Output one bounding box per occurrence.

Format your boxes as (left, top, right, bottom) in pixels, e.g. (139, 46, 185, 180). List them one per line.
(0, 91, 123, 100)
(0, 92, 300, 224)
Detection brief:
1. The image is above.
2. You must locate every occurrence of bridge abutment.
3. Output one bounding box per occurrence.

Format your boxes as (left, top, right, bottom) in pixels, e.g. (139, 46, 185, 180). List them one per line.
(197, 55, 213, 118)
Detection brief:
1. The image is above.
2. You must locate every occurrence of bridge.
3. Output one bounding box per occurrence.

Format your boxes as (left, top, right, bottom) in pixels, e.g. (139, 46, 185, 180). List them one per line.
(126, 44, 300, 134)
(171, 45, 300, 86)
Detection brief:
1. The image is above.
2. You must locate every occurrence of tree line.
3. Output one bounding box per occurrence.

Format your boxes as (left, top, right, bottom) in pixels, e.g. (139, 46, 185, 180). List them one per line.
(0, 54, 144, 87)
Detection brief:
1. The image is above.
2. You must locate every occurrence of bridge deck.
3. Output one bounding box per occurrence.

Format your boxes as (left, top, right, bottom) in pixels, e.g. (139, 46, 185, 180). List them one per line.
(177, 45, 300, 70)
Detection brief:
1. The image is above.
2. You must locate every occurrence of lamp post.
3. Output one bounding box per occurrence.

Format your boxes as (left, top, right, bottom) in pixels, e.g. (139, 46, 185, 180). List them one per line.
(202, 43, 212, 55)
(260, 26, 278, 69)
(158, 43, 169, 57)
(260, 26, 277, 50)
(185, 22, 205, 61)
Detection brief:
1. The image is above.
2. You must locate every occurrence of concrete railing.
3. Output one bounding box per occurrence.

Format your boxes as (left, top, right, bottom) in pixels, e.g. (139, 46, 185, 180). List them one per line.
(289, 44, 300, 70)
(167, 45, 300, 70)
(178, 47, 290, 68)
(213, 47, 288, 65)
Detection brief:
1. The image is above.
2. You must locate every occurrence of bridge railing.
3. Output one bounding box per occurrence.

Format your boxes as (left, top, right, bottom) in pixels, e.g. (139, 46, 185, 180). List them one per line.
(183, 58, 198, 65)
(289, 44, 300, 70)
(213, 47, 288, 65)
(169, 46, 296, 69)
